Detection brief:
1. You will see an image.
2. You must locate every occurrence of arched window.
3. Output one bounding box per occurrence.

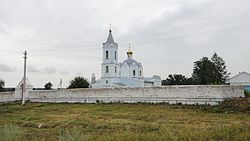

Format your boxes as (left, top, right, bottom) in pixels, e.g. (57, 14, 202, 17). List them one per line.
(106, 51, 109, 59)
(106, 66, 109, 73)
(106, 80, 108, 84)
(133, 70, 136, 76)
(140, 71, 142, 76)
(115, 66, 117, 73)
(115, 51, 117, 60)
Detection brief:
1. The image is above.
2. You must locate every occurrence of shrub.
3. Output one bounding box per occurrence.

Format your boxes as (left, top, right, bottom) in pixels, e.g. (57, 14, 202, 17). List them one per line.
(244, 90, 250, 97)
(68, 76, 89, 89)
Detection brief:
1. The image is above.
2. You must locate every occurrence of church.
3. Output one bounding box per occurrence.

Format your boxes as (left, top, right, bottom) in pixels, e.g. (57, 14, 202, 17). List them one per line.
(91, 28, 161, 88)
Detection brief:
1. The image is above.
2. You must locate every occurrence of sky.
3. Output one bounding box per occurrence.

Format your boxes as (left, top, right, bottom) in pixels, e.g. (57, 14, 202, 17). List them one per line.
(0, 0, 250, 87)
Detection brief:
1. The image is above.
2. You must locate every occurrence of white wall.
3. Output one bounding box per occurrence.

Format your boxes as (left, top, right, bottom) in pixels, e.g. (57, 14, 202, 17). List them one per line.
(0, 91, 16, 102)
(120, 62, 143, 78)
(0, 85, 244, 105)
(119, 77, 144, 87)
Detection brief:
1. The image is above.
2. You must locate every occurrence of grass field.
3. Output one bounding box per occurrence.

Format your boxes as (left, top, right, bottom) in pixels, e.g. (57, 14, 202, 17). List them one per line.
(0, 99, 249, 141)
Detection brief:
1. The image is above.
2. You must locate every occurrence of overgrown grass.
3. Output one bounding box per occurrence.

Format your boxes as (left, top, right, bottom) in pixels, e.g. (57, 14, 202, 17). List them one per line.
(0, 124, 22, 141)
(175, 97, 250, 114)
(0, 100, 249, 141)
(59, 129, 89, 141)
(57, 126, 249, 141)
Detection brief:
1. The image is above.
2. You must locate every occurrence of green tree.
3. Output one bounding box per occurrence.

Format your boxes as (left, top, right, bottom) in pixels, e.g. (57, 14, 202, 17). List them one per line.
(68, 76, 89, 89)
(162, 74, 194, 85)
(0, 80, 5, 92)
(192, 53, 230, 85)
(185, 77, 194, 85)
(211, 53, 230, 84)
(192, 57, 217, 85)
(44, 82, 53, 90)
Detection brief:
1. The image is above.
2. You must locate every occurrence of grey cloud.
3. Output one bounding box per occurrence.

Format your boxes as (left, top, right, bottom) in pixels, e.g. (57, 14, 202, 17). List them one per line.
(0, 64, 16, 72)
(42, 67, 57, 74)
(27, 65, 40, 73)
(59, 70, 70, 75)
(0, 0, 250, 87)
(28, 65, 57, 74)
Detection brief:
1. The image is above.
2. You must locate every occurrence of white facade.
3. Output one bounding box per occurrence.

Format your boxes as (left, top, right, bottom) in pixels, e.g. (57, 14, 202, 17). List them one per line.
(92, 29, 161, 88)
(229, 71, 250, 91)
(229, 72, 250, 85)
(14, 77, 33, 99)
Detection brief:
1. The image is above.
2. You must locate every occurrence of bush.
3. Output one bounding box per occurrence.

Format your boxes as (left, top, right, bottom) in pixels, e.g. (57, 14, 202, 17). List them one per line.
(244, 90, 250, 97)
(205, 98, 250, 113)
(0, 79, 5, 92)
(68, 76, 89, 89)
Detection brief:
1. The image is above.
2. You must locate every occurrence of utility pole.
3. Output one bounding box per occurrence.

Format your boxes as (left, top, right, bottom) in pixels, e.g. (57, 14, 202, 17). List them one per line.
(58, 78, 62, 89)
(21, 51, 27, 106)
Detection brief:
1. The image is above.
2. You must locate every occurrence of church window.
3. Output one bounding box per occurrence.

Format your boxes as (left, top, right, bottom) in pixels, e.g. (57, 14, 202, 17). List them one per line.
(106, 66, 109, 73)
(115, 51, 117, 60)
(140, 71, 142, 76)
(106, 80, 108, 84)
(106, 51, 109, 59)
(133, 70, 136, 76)
(115, 66, 117, 73)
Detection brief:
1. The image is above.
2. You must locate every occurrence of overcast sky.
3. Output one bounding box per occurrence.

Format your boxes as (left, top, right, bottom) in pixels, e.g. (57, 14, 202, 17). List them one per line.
(0, 0, 250, 87)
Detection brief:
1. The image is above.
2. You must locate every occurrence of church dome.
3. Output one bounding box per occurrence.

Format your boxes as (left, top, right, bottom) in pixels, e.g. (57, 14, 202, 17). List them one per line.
(121, 45, 142, 66)
(121, 58, 141, 66)
(120, 45, 143, 78)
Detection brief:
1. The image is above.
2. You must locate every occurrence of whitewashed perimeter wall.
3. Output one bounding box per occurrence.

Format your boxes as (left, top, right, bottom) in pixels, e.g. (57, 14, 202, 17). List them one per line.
(0, 85, 245, 105)
(0, 91, 15, 102)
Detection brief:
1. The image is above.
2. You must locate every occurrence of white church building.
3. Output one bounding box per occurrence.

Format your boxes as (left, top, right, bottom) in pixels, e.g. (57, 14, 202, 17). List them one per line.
(91, 29, 161, 88)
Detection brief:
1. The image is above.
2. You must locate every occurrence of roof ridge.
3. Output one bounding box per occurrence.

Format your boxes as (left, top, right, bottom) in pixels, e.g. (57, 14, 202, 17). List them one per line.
(229, 71, 250, 80)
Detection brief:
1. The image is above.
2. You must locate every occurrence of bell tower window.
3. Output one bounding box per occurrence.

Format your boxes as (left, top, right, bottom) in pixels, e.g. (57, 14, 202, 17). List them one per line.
(106, 51, 109, 59)
(115, 66, 117, 73)
(115, 51, 117, 60)
(106, 66, 109, 73)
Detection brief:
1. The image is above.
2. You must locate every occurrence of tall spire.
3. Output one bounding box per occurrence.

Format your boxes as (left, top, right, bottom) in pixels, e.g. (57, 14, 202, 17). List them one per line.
(106, 24, 114, 43)
(109, 23, 112, 32)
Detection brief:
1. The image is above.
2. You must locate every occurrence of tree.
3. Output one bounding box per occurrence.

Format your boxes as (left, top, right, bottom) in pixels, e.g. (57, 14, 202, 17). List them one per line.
(192, 53, 230, 85)
(162, 74, 186, 85)
(185, 77, 195, 85)
(211, 53, 230, 84)
(68, 76, 89, 89)
(44, 82, 53, 90)
(192, 57, 216, 85)
(0, 80, 4, 92)
(162, 74, 193, 85)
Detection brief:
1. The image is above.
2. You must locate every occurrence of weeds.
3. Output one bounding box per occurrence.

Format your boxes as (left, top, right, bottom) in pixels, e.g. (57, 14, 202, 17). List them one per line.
(0, 101, 249, 141)
(0, 124, 22, 141)
(59, 129, 89, 141)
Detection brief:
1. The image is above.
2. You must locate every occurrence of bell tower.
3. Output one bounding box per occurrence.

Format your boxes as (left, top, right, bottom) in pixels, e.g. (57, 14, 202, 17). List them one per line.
(101, 26, 119, 86)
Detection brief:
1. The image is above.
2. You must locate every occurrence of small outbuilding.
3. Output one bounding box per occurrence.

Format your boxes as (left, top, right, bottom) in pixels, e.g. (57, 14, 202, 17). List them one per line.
(229, 71, 250, 91)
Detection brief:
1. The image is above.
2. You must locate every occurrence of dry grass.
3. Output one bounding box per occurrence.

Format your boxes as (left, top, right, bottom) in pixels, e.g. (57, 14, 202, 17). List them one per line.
(0, 101, 249, 141)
